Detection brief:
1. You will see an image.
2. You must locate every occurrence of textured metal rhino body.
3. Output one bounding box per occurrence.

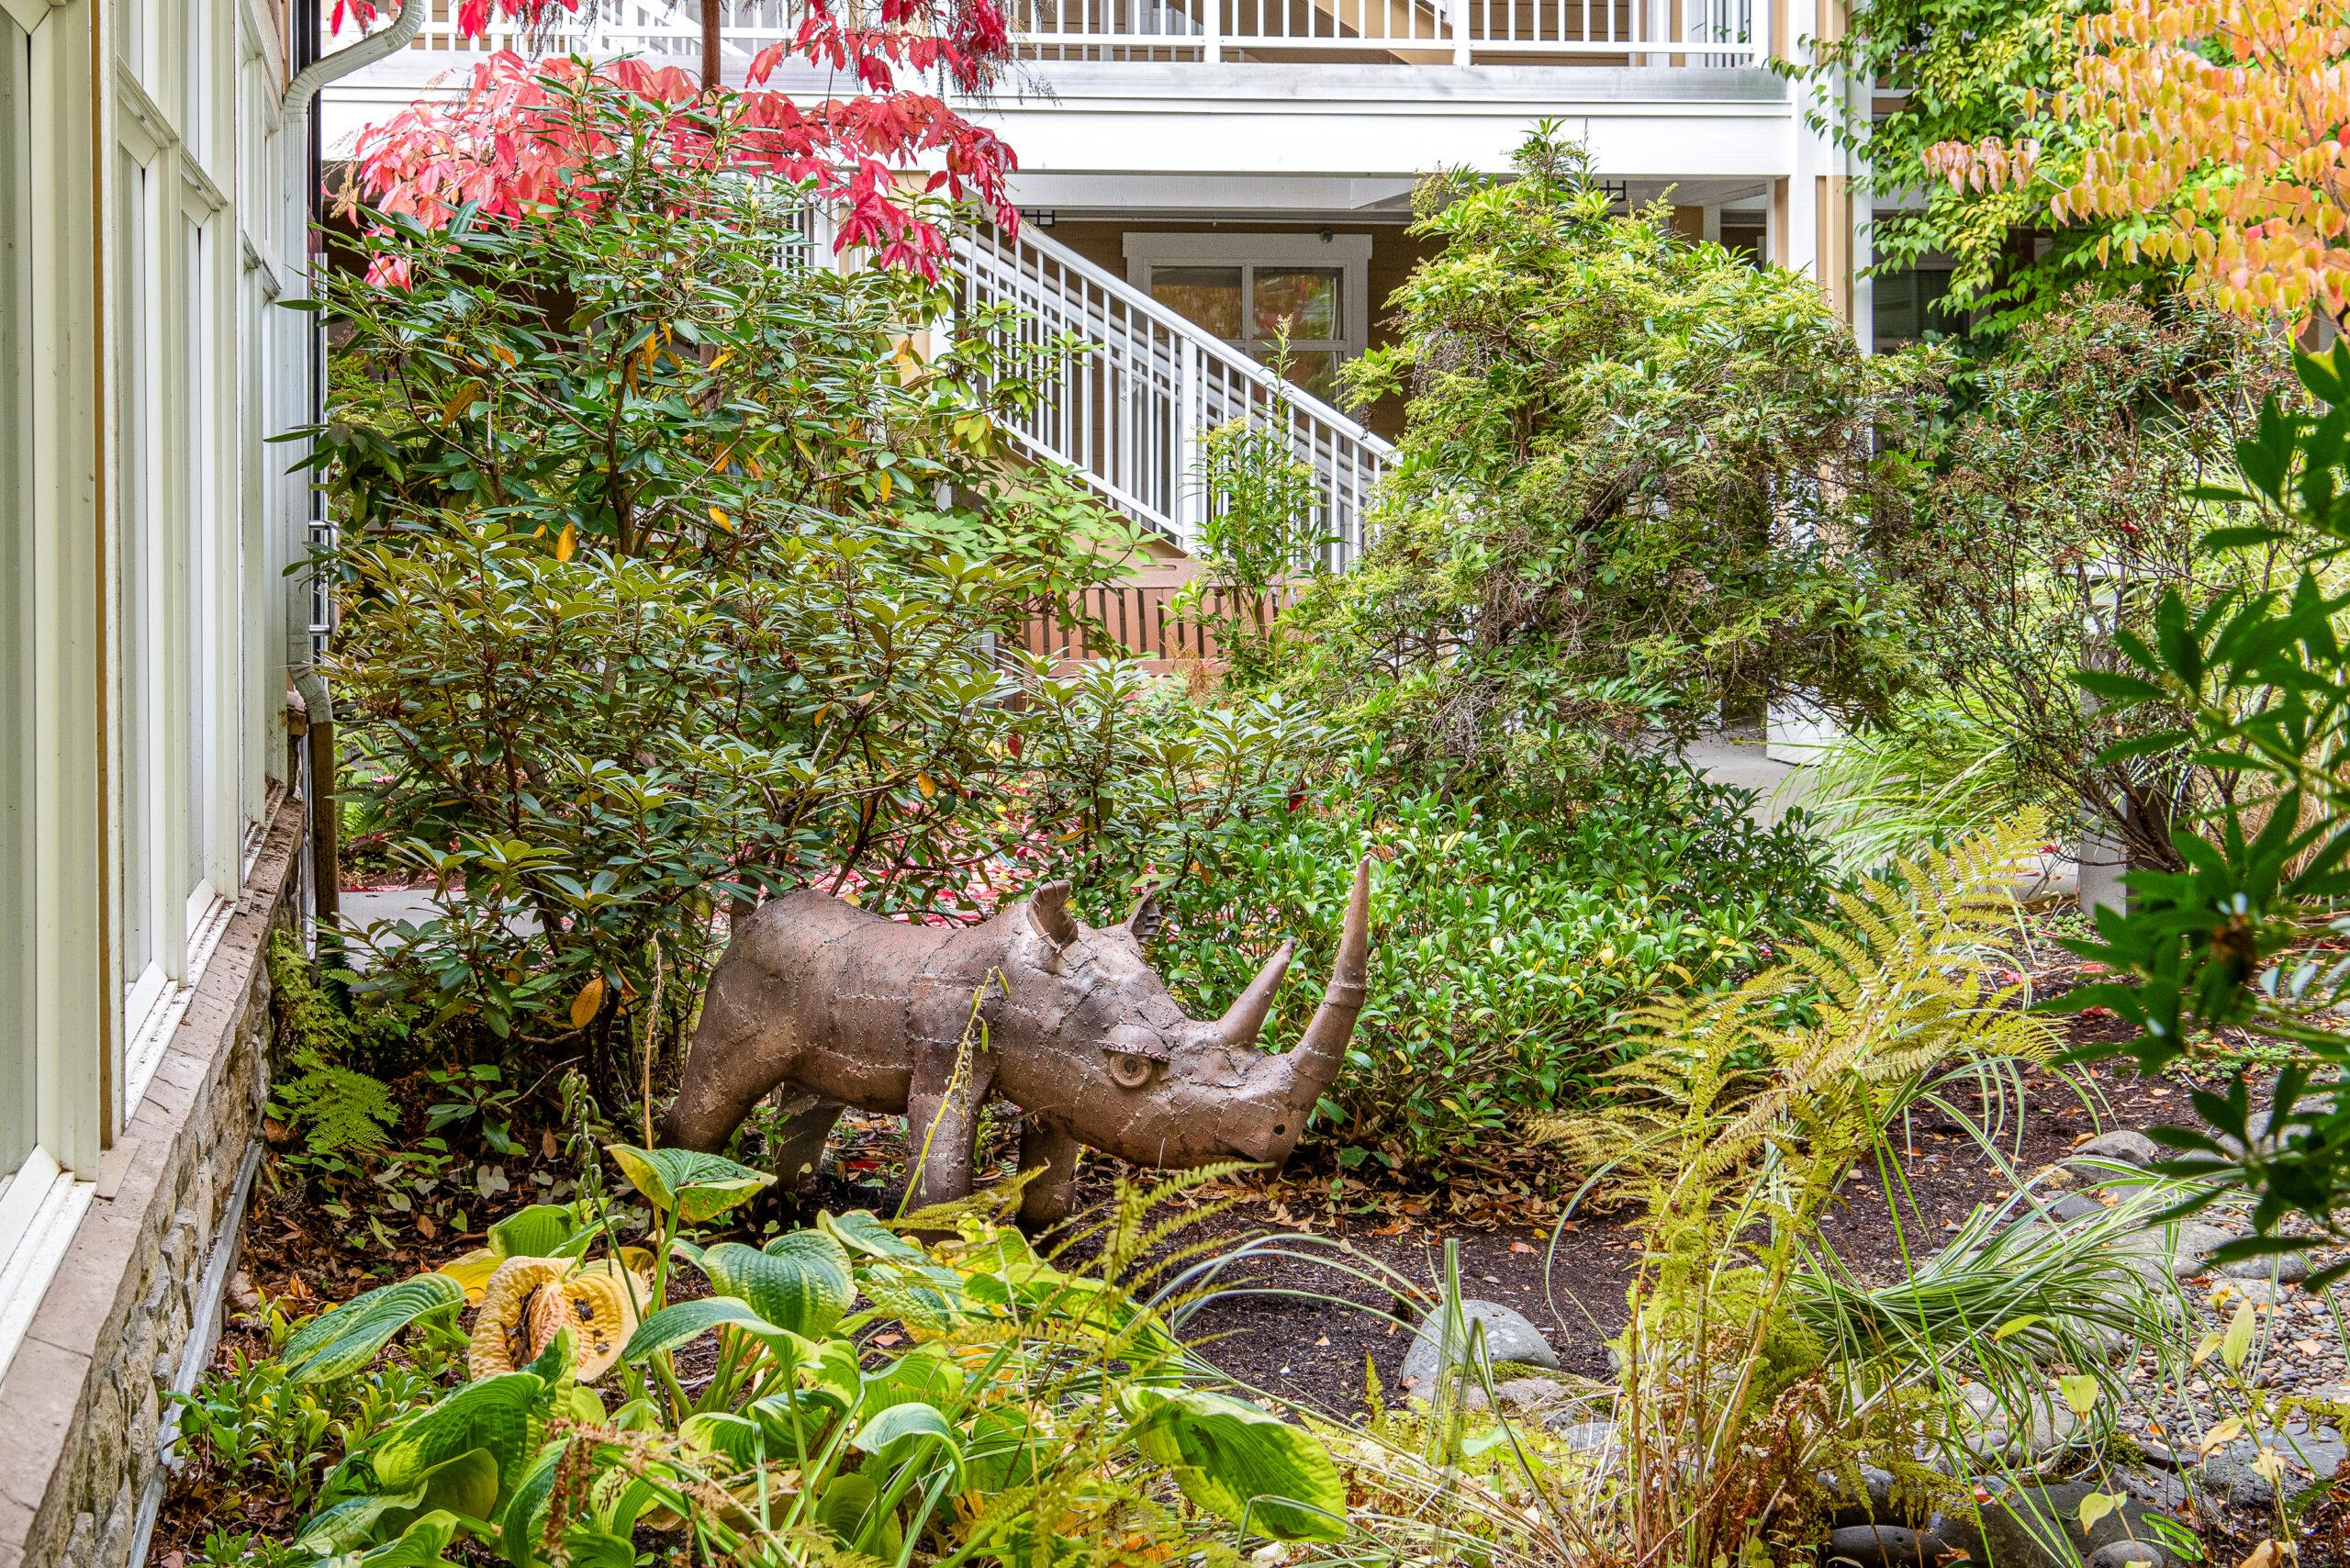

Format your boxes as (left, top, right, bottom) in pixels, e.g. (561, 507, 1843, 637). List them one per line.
(666, 859, 1371, 1227)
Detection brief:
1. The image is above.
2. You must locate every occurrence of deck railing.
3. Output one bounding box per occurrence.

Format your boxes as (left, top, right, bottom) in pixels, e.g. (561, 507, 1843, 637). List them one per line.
(378, 0, 1766, 68)
(949, 220, 1391, 568)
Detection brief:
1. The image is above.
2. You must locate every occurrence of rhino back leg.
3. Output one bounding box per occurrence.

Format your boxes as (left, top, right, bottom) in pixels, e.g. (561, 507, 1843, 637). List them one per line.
(1015, 1118, 1081, 1233)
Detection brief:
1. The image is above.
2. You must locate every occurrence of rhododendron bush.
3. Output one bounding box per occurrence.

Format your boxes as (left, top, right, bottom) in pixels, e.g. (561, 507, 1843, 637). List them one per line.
(313, 62, 1125, 1093)
(334, 0, 1015, 276)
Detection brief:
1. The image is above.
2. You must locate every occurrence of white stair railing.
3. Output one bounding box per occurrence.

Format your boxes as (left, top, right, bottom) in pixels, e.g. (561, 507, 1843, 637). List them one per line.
(951, 221, 1391, 569)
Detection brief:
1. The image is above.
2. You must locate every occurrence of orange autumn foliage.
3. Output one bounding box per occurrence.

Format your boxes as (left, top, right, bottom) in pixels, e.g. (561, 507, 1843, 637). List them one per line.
(1923, 1, 2350, 319)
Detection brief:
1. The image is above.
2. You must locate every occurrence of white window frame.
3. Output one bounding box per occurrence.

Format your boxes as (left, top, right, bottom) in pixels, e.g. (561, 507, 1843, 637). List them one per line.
(0, 0, 279, 1382)
(1120, 231, 1373, 373)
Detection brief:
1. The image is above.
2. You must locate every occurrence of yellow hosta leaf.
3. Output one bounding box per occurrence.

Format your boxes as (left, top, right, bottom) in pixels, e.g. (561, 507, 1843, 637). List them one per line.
(2075, 1492, 2125, 1533)
(438, 1248, 502, 1305)
(570, 974, 607, 1030)
(2222, 1298, 2256, 1372)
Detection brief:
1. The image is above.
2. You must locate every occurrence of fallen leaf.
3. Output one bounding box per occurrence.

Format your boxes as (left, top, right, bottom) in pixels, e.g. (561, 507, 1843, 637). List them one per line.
(1510, 1241, 1536, 1255)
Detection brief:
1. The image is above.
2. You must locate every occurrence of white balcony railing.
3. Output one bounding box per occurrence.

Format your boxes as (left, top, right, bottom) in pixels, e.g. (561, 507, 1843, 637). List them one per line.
(950, 220, 1391, 567)
(385, 0, 1767, 68)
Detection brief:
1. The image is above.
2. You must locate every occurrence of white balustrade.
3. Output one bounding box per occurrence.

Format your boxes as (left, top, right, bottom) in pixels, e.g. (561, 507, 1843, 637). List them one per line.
(381, 0, 1766, 69)
(951, 220, 1390, 569)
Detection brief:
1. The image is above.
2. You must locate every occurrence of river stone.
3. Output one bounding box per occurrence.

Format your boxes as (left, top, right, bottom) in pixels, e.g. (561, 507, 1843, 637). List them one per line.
(2222, 1250, 2312, 1282)
(2164, 1219, 2242, 1280)
(1937, 1482, 2164, 1568)
(2074, 1130, 2165, 1168)
(2190, 1418, 2348, 1508)
(2050, 1191, 2109, 1224)
(1822, 1524, 1942, 1568)
(1823, 1465, 1899, 1529)
(1399, 1300, 1560, 1394)
(2086, 1540, 2176, 1568)
(1551, 1418, 1616, 1451)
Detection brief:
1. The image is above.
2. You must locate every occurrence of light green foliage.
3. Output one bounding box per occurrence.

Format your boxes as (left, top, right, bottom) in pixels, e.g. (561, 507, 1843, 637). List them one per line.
(1286, 124, 1934, 793)
(233, 1159, 1345, 1568)
(1178, 414, 1330, 676)
(1872, 293, 2296, 874)
(1789, 0, 2155, 328)
(315, 72, 1139, 1091)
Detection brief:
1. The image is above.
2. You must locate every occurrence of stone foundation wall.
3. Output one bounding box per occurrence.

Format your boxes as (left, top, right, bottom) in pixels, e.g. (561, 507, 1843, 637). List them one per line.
(0, 793, 307, 1568)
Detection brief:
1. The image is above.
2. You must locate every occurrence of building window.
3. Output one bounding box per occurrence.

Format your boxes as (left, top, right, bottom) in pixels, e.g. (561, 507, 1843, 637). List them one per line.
(1874, 263, 1961, 346)
(1123, 232, 1373, 404)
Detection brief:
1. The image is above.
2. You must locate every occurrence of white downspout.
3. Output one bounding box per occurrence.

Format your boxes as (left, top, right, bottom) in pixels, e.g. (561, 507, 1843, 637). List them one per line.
(277, 0, 425, 736)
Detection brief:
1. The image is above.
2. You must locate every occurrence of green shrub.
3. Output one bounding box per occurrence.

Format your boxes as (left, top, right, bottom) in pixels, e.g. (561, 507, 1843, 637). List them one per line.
(314, 73, 1140, 1095)
(1281, 123, 1939, 796)
(1143, 749, 1838, 1169)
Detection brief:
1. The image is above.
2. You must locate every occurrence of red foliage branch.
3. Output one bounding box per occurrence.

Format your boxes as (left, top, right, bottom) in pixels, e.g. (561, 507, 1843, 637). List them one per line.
(333, 0, 1018, 279)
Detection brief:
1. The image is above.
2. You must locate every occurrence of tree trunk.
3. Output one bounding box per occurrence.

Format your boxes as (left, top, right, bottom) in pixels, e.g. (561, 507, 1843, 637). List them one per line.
(700, 0, 722, 92)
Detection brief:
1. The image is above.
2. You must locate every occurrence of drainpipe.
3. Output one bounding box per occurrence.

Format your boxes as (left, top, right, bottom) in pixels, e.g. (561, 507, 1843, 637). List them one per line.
(277, 0, 426, 932)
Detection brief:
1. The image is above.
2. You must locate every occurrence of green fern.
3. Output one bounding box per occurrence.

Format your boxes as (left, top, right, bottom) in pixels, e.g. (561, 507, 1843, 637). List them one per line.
(267, 932, 397, 1158)
(1539, 809, 2059, 1202)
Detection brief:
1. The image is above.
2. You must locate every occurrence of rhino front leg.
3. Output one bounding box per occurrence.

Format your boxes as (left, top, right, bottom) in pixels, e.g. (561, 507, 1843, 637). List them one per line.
(767, 1093, 845, 1195)
(903, 1073, 982, 1214)
(1016, 1118, 1081, 1233)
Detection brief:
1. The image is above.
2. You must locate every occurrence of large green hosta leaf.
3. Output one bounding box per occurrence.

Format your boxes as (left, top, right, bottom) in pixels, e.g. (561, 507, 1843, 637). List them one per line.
(318, 1509, 468, 1568)
(284, 1274, 467, 1383)
(606, 1145, 772, 1222)
(487, 1202, 596, 1260)
(296, 1450, 498, 1556)
(622, 1296, 809, 1361)
(375, 1372, 552, 1507)
(701, 1232, 853, 1338)
(1122, 1386, 1345, 1541)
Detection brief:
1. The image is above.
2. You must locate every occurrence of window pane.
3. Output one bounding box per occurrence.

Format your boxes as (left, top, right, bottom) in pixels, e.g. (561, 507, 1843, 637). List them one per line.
(1279, 350, 1342, 402)
(1252, 267, 1340, 341)
(1149, 266, 1243, 340)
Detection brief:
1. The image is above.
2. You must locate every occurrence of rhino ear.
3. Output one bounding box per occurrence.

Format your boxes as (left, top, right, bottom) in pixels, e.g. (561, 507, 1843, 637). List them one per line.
(1026, 881, 1082, 950)
(1123, 892, 1163, 942)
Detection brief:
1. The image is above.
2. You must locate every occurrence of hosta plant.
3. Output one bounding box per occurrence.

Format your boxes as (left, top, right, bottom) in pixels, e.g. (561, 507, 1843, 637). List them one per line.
(256, 1147, 1345, 1568)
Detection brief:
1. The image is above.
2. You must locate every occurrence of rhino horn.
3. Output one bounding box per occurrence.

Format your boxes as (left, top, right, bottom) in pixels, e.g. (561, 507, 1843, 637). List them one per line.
(1026, 880, 1081, 949)
(1292, 857, 1372, 1072)
(1214, 939, 1294, 1049)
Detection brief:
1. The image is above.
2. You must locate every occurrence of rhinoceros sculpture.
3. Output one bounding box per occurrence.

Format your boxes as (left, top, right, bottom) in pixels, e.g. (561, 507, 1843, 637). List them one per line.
(665, 858, 1371, 1227)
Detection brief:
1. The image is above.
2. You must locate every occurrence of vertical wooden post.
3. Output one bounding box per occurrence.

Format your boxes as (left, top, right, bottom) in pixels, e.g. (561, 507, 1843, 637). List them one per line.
(700, 0, 723, 90)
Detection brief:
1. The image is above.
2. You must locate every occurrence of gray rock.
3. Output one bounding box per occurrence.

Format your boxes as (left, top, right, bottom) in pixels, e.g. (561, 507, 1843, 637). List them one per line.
(1399, 1300, 1560, 1394)
(1823, 1465, 1900, 1529)
(2050, 1191, 2109, 1224)
(2165, 1219, 2242, 1280)
(2190, 1418, 2348, 1508)
(2115, 1465, 2188, 1512)
(1822, 1524, 1943, 1568)
(1550, 1418, 1616, 1451)
(2221, 1250, 2312, 1282)
(1490, 1374, 1577, 1417)
(2087, 1540, 2175, 1568)
(2075, 1130, 2165, 1168)
(1938, 1482, 2164, 1568)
